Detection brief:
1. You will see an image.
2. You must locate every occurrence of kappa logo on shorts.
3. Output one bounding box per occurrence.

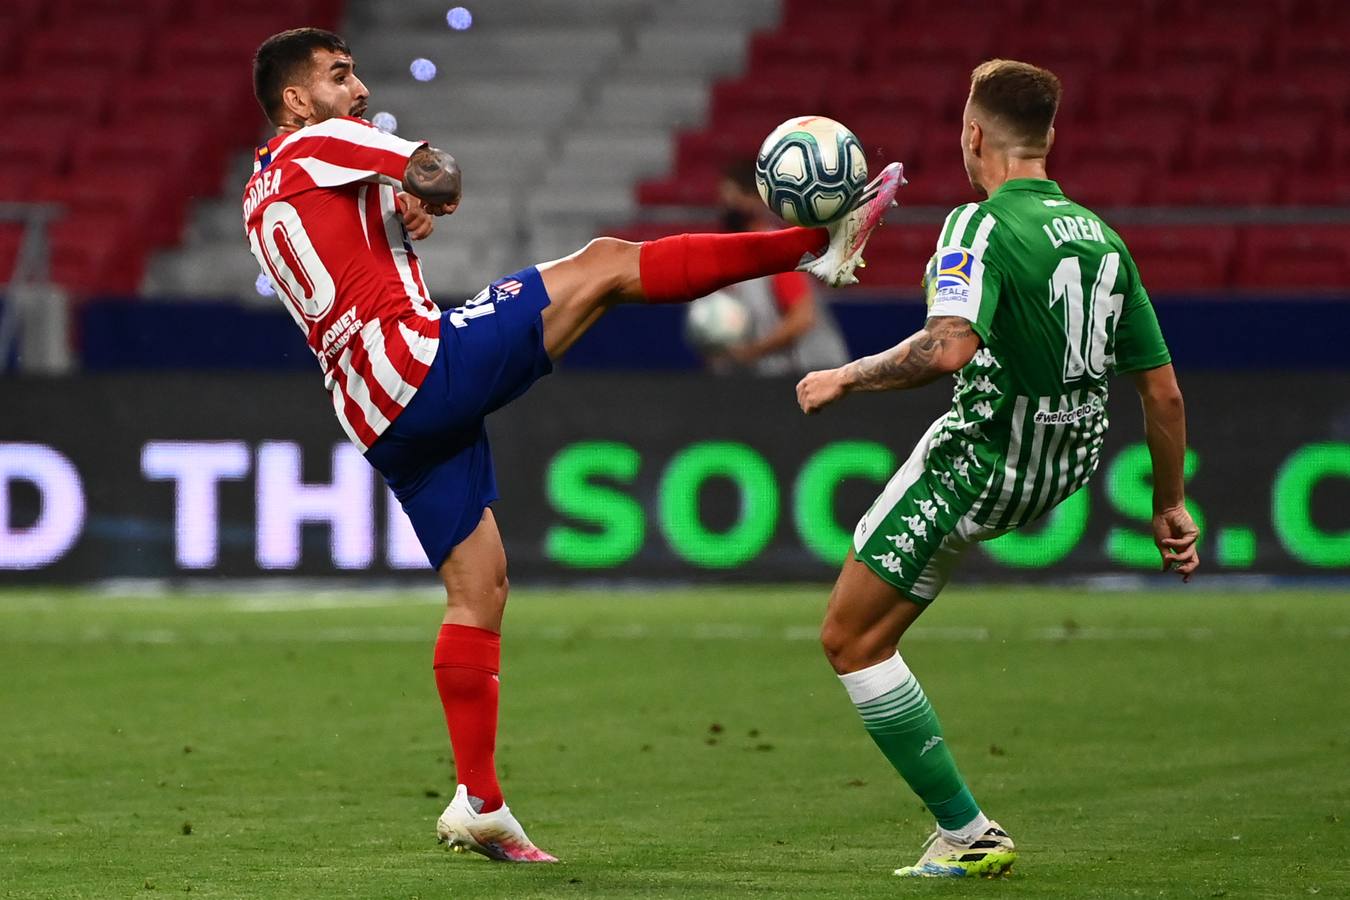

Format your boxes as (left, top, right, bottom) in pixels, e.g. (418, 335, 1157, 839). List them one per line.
(885, 532, 917, 555)
(871, 551, 905, 575)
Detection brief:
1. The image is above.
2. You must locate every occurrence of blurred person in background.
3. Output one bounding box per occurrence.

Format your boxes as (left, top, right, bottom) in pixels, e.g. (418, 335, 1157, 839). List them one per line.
(704, 160, 851, 375)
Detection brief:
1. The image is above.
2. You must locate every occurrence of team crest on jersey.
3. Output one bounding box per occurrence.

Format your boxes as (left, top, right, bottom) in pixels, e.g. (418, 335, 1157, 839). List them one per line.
(490, 277, 523, 303)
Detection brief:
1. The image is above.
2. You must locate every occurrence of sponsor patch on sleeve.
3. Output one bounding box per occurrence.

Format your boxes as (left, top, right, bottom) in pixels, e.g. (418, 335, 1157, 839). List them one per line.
(926, 249, 975, 306)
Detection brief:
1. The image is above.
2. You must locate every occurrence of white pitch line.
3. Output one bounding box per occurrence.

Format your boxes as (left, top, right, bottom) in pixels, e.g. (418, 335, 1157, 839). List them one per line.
(7, 624, 1344, 646)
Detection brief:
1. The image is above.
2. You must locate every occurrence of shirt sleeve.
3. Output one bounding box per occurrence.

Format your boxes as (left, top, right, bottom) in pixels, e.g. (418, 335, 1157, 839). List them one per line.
(1111, 250, 1172, 374)
(925, 203, 1002, 342)
(282, 116, 425, 188)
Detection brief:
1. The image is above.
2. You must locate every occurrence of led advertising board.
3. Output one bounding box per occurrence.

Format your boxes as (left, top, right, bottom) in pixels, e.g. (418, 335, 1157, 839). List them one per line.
(2, 373, 1347, 582)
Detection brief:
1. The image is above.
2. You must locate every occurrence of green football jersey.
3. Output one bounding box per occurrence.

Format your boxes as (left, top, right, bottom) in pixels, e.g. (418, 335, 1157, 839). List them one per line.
(919, 177, 1171, 531)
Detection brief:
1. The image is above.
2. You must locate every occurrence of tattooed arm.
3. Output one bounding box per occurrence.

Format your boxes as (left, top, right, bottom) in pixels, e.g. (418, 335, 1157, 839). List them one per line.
(796, 316, 980, 414)
(402, 144, 462, 210)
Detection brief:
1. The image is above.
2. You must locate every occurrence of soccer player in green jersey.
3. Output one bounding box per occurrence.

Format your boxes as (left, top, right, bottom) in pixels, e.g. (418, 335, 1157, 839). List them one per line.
(796, 59, 1200, 878)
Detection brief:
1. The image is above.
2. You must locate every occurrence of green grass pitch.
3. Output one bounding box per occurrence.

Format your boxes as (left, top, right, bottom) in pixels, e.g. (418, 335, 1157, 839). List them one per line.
(2, 585, 1347, 899)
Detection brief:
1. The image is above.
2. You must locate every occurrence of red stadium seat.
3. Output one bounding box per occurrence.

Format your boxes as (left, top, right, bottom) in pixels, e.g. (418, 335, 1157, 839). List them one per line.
(748, 31, 863, 74)
(1098, 64, 1230, 120)
(781, 0, 888, 35)
(1137, 20, 1268, 69)
(1283, 171, 1350, 207)
(1056, 161, 1151, 209)
(1230, 65, 1350, 121)
(48, 212, 150, 296)
(1151, 168, 1282, 206)
(838, 110, 924, 169)
(22, 21, 150, 75)
(184, 0, 330, 26)
(1001, 18, 1137, 71)
(1331, 125, 1350, 175)
(606, 219, 722, 243)
(1058, 126, 1187, 172)
(1117, 225, 1238, 293)
(709, 79, 827, 132)
(853, 223, 935, 291)
(151, 17, 292, 73)
(1191, 119, 1320, 171)
(1274, 25, 1350, 67)
(0, 224, 24, 283)
(0, 0, 47, 29)
(838, 63, 967, 121)
(866, 16, 1004, 70)
(10, 74, 112, 126)
(675, 128, 771, 173)
(1236, 226, 1350, 290)
(636, 170, 723, 207)
(33, 178, 157, 247)
(49, 0, 179, 24)
(0, 126, 77, 183)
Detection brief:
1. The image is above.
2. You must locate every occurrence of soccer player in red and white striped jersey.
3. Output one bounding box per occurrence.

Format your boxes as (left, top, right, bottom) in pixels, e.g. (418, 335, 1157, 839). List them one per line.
(244, 27, 904, 862)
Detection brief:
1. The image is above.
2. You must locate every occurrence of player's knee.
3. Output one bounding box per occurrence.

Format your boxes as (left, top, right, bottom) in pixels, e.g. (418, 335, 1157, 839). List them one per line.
(578, 237, 639, 294)
(821, 617, 894, 675)
(820, 617, 857, 674)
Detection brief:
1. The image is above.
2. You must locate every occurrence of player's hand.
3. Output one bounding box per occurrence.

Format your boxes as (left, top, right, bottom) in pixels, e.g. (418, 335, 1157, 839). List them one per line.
(418, 199, 458, 216)
(398, 192, 436, 240)
(1152, 503, 1200, 582)
(796, 368, 848, 414)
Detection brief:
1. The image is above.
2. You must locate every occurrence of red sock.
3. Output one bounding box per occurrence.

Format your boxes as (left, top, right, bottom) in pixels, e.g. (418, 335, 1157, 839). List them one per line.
(433, 624, 504, 813)
(638, 227, 828, 303)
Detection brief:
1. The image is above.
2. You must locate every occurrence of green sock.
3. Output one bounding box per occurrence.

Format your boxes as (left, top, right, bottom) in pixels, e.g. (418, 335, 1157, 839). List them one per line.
(840, 653, 980, 831)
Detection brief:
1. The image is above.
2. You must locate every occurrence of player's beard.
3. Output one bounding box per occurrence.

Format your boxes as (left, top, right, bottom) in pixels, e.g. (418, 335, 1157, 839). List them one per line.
(311, 96, 351, 123)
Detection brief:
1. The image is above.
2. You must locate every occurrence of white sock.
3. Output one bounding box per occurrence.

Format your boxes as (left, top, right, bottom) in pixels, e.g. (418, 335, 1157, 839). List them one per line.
(939, 811, 992, 845)
(837, 652, 911, 705)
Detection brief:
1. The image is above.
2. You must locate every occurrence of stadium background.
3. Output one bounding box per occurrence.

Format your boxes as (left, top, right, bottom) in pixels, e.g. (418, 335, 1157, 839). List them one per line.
(2, 0, 1348, 583)
(4, 4, 1350, 898)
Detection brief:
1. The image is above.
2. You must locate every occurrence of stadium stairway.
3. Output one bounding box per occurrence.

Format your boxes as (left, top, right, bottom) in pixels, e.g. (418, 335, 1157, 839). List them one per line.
(139, 0, 780, 304)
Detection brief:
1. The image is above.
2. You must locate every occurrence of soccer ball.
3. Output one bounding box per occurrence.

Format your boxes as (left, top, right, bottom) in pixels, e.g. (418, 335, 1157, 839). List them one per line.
(755, 116, 868, 227)
(685, 290, 751, 352)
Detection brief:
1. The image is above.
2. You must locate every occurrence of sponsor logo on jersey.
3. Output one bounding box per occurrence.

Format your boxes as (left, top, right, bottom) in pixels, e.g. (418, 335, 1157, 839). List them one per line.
(1034, 396, 1104, 425)
(926, 249, 975, 305)
(320, 307, 363, 361)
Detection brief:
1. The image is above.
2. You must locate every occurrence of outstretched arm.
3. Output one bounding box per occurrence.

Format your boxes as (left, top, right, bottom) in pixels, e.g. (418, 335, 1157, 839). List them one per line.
(403, 144, 462, 211)
(1132, 363, 1199, 581)
(796, 316, 980, 413)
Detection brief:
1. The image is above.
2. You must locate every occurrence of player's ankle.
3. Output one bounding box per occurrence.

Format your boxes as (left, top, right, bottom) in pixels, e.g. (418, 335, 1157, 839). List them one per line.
(939, 811, 991, 845)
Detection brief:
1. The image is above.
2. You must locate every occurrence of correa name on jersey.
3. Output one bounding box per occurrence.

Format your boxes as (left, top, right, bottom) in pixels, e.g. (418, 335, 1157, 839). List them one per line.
(242, 168, 283, 221)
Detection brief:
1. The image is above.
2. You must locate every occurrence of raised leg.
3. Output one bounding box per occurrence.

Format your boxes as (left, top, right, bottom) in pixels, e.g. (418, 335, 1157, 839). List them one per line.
(536, 228, 828, 360)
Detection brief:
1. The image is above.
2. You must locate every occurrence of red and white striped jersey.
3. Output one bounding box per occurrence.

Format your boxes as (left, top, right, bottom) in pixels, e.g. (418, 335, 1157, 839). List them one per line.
(243, 116, 441, 451)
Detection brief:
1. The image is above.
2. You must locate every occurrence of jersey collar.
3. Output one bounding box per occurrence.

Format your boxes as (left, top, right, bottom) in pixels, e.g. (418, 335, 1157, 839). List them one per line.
(990, 178, 1062, 198)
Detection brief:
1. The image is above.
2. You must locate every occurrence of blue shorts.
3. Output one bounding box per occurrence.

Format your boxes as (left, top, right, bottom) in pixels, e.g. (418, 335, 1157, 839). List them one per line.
(365, 267, 553, 568)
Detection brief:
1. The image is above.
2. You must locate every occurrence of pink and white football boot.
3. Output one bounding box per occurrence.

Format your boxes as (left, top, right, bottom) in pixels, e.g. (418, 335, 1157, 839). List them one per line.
(435, 785, 558, 863)
(798, 161, 906, 287)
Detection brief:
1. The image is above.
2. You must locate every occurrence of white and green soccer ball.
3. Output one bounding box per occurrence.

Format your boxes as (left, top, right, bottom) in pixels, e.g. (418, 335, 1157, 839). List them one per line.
(685, 290, 751, 353)
(755, 116, 868, 227)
